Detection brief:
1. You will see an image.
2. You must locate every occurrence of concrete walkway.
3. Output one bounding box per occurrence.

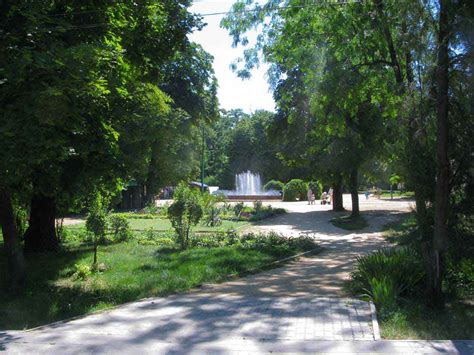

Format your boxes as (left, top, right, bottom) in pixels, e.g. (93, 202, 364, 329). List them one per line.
(2, 196, 473, 354)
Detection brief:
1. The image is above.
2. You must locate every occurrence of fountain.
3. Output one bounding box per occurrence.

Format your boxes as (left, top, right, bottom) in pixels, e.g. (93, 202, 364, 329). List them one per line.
(215, 170, 281, 200)
(235, 171, 262, 195)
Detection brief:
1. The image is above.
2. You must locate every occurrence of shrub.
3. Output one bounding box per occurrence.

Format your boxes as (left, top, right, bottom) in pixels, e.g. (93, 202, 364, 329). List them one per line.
(167, 183, 203, 250)
(264, 180, 284, 191)
(73, 263, 92, 280)
(201, 192, 224, 227)
(283, 179, 308, 201)
(141, 204, 160, 214)
(233, 202, 244, 219)
(253, 200, 263, 214)
(350, 247, 425, 315)
(109, 215, 131, 242)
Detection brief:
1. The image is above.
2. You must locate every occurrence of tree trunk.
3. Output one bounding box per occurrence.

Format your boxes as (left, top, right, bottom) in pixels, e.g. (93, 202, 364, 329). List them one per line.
(429, 0, 450, 308)
(24, 193, 59, 252)
(349, 169, 360, 217)
(332, 177, 344, 212)
(0, 188, 26, 292)
(373, 0, 404, 85)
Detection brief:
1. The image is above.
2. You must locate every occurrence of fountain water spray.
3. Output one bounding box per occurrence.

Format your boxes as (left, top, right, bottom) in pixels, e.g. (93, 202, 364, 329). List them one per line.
(235, 171, 262, 195)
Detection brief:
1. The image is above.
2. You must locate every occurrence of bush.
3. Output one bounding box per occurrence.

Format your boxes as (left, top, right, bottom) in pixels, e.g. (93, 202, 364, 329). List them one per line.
(264, 180, 284, 191)
(167, 183, 203, 250)
(73, 263, 92, 280)
(86, 193, 109, 265)
(253, 200, 263, 214)
(350, 247, 425, 315)
(201, 192, 224, 227)
(141, 204, 160, 214)
(233, 202, 244, 219)
(283, 179, 308, 201)
(109, 215, 131, 242)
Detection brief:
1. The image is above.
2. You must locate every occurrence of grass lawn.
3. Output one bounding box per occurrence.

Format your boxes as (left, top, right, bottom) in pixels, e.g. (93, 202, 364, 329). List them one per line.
(380, 191, 415, 199)
(0, 234, 317, 330)
(67, 216, 249, 233)
(330, 215, 369, 231)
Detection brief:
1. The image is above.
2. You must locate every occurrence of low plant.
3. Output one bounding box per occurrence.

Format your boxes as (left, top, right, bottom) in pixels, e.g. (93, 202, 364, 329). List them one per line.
(109, 215, 131, 242)
(141, 203, 160, 214)
(350, 247, 425, 316)
(365, 277, 399, 317)
(253, 200, 263, 214)
(201, 192, 224, 227)
(134, 229, 175, 247)
(233, 202, 244, 219)
(73, 263, 92, 280)
(112, 212, 158, 220)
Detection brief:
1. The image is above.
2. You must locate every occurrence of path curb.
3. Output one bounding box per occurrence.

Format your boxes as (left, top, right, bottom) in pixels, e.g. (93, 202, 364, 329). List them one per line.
(369, 301, 381, 340)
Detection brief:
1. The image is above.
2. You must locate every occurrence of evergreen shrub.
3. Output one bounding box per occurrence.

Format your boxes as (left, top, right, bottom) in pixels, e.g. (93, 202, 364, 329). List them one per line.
(283, 179, 308, 201)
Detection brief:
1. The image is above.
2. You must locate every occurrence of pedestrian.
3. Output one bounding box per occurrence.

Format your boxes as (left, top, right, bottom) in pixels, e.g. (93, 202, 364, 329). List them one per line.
(328, 187, 333, 204)
(364, 190, 370, 200)
(307, 188, 313, 205)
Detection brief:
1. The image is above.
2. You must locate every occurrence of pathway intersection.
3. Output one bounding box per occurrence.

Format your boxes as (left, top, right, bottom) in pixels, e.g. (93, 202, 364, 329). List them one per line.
(2, 196, 472, 353)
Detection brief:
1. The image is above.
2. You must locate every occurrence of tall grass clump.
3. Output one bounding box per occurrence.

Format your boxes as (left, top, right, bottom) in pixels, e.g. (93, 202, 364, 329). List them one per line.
(350, 247, 425, 317)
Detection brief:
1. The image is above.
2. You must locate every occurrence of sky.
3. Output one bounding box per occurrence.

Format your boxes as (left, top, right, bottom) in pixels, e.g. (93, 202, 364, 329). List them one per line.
(188, 0, 275, 113)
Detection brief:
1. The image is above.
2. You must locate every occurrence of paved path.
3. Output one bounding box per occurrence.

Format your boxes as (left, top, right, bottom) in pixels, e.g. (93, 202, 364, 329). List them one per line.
(2, 196, 473, 353)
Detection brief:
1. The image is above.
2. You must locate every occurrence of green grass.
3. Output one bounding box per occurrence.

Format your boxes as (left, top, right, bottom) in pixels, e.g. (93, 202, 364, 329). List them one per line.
(381, 300, 474, 339)
(0, 234, 316, 330)
(67, 216, 249, 233)
(380, 191, 415, 199)
(382, 214, 419, 245)
(331, 215, 369, 231)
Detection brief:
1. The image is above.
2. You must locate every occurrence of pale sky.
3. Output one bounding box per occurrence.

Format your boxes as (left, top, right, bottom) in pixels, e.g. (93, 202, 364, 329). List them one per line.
(189, 0, 275, 113)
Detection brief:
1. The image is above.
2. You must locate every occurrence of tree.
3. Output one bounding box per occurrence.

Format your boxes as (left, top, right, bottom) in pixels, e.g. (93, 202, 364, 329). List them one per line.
(0, 1, 214, 255)
(0, 189, 25, 293)
(205, 109, 285, 189)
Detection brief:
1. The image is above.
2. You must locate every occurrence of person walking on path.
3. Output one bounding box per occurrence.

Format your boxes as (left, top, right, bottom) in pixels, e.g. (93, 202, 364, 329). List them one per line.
(307, 188, 313, 205)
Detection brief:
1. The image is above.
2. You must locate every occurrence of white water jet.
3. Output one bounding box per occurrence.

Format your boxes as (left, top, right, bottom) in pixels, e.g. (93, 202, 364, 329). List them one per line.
(235, 171, 262, 195)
